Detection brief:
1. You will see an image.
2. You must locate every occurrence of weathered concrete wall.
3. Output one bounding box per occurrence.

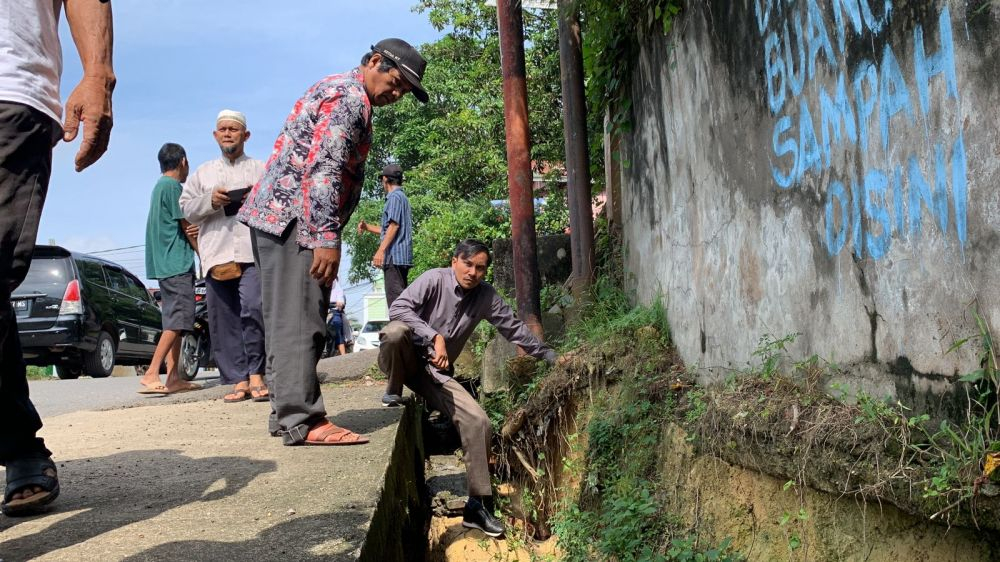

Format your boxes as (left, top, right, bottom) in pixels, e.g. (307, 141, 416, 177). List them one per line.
(621, 0, 1000, 406)
(359, 402, 429, 562)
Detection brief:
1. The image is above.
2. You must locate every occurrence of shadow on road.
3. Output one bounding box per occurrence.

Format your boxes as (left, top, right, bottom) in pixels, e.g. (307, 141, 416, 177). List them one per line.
(118, 510, 372, 562)
(328, 408, 400, 435)
(0, 449, 277, 560)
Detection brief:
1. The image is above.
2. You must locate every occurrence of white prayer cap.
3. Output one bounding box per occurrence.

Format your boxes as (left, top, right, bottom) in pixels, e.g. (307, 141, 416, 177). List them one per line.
(216, 109, 247, 128)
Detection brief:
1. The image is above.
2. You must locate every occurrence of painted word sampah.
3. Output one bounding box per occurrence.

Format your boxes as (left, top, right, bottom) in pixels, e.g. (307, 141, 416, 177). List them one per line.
(755, 0, 967, 259)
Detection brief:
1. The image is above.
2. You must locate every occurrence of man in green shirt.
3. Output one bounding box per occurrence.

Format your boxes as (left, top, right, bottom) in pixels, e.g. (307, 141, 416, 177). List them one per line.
(141, 143, 200, 394)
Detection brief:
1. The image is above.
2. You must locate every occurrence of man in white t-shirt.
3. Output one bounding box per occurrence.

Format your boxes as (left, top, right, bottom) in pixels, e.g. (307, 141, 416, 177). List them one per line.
(0, 0, 115, 517)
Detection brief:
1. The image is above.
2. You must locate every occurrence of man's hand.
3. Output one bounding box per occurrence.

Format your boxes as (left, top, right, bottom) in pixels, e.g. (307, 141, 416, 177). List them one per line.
(181, 221, 199, 254)
(310, 247, 341, 287)
(62, 75, 115, 172)
(430, 334, 450, 370)
(211, 187, 231, 210)
(357, 220, 368, 235)
(372, 248, 385, 268)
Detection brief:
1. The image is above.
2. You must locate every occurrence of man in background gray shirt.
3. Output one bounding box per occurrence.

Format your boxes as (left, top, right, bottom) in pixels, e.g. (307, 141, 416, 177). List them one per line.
(378, 239, 557, 538)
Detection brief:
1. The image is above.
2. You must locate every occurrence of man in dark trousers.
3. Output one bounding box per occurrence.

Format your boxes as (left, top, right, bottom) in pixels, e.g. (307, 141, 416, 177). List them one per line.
(357, 163, 413, 307)
(239, 38, 429, 446)
(180, 110, 268, 403)
(378, 240, 558, 538)
(1, 0, 115, 516)
(357, 163, 413, 405)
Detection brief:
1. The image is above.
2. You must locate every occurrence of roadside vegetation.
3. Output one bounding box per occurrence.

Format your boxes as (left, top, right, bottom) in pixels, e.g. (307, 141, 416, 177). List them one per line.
(341, 0, 684, 284)
(342, 0, 572, 283)
(688, 314, 1000, 530)
(26, 365, 54, 381)
(482, 242, 1000, 559)
(472, 206, 743, 560)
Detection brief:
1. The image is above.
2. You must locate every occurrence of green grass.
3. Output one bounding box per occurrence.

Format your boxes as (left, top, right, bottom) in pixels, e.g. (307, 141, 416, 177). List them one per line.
(26, 365, 54, 380)
(561, 276, 670, 349)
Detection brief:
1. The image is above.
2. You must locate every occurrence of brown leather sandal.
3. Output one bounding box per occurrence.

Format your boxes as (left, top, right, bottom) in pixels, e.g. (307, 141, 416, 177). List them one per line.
(249, 385, 269, 402)
(304, 422, 369, 446)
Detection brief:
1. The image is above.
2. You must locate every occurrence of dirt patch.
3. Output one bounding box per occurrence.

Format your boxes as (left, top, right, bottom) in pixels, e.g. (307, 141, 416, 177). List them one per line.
(427, 516, 560, 562)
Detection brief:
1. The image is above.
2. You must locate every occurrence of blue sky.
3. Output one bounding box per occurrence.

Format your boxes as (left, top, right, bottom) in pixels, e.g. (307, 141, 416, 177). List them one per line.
(41, 0, 445, 321)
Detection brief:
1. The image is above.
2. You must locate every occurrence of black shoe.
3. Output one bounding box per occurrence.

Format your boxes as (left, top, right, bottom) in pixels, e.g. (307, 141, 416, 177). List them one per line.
(462, 496, 504, 538)
(382, 393, 405, 407)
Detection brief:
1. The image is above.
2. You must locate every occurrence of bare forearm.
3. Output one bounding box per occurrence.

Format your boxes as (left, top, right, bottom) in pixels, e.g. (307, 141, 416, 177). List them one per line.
(64, 0, 115, 83)
(378, 223, 400, 252)
(365, 223, 380, 234)
(179, 219, 198, 254)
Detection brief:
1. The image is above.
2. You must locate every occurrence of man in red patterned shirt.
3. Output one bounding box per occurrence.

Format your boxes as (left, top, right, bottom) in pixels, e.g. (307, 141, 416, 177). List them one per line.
(238, 38, 427, 446)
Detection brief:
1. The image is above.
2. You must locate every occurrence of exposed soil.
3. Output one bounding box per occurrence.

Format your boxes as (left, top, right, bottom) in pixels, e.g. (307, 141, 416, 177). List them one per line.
(688, 373, 1000, 532)
(427, 515, 559, 562)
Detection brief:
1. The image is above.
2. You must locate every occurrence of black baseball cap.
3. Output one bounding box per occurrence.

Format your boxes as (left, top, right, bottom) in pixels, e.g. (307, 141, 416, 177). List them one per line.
(380, 164, 403, 181)
(371, 38, 428, 103)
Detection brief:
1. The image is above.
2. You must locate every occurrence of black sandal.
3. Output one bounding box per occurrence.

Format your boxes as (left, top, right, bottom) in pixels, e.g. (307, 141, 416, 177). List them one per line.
(2, 455, 60, 516)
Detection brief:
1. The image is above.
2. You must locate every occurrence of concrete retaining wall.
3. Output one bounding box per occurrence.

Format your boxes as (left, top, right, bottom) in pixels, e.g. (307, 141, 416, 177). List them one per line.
(621, 0, 1000, 407)
(359, 402, 429, 562)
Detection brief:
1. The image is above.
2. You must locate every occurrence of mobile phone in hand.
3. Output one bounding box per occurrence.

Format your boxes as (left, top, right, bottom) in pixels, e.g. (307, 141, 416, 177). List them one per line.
(223, 186, 252, 216)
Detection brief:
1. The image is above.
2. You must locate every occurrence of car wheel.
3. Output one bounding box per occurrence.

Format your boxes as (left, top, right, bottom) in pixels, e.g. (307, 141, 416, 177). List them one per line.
(55, 364, 83, 380)
(178, 333, 202, 381)
(84, 331, 116, 378)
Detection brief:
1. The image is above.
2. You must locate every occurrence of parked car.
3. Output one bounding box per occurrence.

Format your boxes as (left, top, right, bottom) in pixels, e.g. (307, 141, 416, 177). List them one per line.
(14, 245, 163, 379)
(353, 320, 388, 351)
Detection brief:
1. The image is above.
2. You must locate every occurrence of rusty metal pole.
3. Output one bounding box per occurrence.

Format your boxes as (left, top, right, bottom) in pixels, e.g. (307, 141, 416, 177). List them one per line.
(557, 0, 595, 294)
(497, 0, 543, 337)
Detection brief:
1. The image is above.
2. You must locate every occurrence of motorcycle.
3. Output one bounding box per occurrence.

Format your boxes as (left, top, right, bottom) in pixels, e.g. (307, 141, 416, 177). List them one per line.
(179, 278, 213, 381)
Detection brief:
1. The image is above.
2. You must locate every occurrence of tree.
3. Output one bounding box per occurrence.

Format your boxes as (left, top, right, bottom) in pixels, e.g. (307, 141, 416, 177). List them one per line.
(342, 1, 570, 284)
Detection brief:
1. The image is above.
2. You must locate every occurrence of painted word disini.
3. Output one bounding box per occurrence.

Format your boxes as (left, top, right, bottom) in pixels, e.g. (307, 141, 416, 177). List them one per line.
(756, 0, 966, 259)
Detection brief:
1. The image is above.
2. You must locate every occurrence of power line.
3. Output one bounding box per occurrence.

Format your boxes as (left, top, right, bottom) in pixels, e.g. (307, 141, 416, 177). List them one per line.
(101, 248, 146, 256)
(90, 244, 144, 254)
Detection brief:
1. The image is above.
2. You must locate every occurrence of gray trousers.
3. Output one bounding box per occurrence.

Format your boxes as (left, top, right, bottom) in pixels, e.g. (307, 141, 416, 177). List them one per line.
(251, 226, 330, 445)
(0, 102, 59, 463)
(205, 264, 265, 385)
(379, 321, 492, 496)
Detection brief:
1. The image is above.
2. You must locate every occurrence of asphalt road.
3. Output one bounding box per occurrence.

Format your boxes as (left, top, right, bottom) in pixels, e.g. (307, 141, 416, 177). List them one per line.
(26, 350, 380, 418)
(28, 369, 223, 418)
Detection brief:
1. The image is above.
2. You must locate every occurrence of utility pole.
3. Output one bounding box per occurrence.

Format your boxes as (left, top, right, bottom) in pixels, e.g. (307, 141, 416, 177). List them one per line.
(496, 0, 544, 337)
(557, 0, 595, 294)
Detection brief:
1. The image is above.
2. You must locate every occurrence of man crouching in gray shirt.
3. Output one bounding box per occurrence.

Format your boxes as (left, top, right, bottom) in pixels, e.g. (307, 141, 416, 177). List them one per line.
(377, 239, 557, 538)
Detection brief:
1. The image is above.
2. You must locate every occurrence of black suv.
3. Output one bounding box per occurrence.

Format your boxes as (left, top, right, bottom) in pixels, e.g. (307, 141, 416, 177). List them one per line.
(14, 245, 162, 379)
